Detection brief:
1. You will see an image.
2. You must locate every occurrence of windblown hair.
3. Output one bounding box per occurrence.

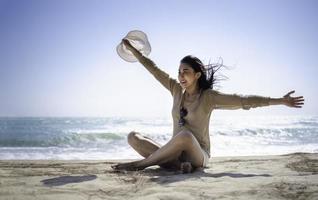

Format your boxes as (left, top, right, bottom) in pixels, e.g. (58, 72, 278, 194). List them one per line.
(180, 55, 227, 90)
(180, 55, 228, 90)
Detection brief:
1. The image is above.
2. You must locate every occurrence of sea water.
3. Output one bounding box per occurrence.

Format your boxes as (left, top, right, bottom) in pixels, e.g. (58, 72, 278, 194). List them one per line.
(0, 115, 317, 160)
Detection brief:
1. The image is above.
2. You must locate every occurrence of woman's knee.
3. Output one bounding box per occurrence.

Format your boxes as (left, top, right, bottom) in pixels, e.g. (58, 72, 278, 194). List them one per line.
(127, 131, 139, 145)
(175, 130, 195, 145)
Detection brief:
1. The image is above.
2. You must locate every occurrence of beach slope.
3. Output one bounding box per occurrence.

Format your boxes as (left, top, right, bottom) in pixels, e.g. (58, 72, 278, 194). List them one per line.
(0, 153, 317, 200)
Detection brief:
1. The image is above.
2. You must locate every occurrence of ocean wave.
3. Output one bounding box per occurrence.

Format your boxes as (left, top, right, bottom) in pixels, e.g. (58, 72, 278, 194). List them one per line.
(0, 116, 317, 159)
(0, 132, 125, 148)
(214, 126, 318, 145)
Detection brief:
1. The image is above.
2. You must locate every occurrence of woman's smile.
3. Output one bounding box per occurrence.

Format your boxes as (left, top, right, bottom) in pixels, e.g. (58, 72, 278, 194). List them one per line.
(180, 80, 187, 85)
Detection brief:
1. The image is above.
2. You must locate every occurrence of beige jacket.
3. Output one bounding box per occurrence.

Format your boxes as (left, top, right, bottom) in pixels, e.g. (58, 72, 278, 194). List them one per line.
(138, 55, 270, 157)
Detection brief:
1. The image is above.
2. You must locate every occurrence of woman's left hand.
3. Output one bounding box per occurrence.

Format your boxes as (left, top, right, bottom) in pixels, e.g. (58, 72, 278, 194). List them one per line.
(282, 90, 304, 108)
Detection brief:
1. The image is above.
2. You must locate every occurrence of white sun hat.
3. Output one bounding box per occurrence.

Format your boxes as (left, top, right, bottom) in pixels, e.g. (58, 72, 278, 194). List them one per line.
(116, 30, 151, 62)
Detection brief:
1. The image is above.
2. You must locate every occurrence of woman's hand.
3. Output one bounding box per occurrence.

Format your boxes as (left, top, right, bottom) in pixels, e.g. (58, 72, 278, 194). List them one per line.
(122, 38, 138, 53)
(282, 90, 304, 108)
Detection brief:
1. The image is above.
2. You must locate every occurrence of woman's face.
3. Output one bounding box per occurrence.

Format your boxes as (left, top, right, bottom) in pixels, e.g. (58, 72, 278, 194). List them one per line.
(178, 63, 201, 89)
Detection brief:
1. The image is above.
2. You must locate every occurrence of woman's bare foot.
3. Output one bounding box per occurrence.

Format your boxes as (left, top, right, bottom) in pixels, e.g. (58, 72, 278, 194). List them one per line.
(180, 162, 193, 173)
(111, 161, 145, 171)
(159, 159, 181, 171)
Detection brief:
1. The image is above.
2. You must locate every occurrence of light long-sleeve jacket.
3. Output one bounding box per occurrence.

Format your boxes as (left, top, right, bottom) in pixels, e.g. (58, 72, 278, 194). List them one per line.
(138, 55, 270, 157)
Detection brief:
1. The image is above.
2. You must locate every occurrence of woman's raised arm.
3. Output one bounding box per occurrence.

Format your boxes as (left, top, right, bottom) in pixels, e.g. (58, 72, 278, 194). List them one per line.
(122, 39, 180, 96)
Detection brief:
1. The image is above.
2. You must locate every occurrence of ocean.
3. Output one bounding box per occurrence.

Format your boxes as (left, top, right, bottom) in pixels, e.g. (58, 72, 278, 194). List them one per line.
(0, 115, 317, 160)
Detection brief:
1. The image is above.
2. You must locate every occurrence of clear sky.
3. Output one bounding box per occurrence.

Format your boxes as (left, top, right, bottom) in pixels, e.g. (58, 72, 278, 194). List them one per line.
(0, 0, 317, 118)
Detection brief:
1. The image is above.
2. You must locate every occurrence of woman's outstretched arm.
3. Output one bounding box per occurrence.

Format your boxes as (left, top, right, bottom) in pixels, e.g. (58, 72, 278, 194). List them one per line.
(209, 90, 304, 110)
(121, 39, 180, 96)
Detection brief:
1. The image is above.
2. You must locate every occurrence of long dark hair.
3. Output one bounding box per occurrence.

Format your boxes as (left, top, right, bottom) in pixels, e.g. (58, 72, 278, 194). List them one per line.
(180, 55, 227, 90)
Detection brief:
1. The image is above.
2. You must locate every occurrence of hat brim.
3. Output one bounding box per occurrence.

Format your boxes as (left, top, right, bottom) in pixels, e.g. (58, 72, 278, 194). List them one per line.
(117, 30, 151, 63)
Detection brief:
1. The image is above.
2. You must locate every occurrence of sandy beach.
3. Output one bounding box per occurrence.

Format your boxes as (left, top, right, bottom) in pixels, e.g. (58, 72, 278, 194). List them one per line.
(0, 152, 317, 200)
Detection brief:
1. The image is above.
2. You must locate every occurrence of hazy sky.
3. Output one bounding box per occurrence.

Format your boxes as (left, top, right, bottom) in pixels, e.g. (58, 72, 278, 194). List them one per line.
(0, 0, 317, 117)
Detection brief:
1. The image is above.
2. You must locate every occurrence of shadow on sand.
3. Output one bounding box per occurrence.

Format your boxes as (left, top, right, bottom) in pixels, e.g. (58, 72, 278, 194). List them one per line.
(108, 167, 271, 185)
(41, 175, 97, 186)
(147, 169, 271, 184)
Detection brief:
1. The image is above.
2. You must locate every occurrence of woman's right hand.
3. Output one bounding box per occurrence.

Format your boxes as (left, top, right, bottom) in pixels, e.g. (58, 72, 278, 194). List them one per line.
(122, 39, 138, 53)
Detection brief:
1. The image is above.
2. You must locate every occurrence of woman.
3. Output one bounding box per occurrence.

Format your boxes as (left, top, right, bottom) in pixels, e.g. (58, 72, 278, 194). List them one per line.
(112, 39, 305, 173)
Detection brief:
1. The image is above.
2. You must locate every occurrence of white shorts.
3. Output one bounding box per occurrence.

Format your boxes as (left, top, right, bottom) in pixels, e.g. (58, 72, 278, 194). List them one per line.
(201, 148, 210, 168)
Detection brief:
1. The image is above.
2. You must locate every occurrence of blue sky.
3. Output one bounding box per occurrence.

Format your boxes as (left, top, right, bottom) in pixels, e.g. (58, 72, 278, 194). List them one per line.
(0, 0, 317, 117)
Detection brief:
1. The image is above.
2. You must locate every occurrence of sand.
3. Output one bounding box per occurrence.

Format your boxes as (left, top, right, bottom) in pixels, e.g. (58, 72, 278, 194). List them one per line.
(0, 152, 317, 200)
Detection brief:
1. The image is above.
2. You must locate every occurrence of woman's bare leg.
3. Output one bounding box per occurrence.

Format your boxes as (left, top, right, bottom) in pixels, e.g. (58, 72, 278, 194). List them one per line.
(112, 130, 204, 171)
(127, 131, 161, 157)
(127, 131, 181, 169)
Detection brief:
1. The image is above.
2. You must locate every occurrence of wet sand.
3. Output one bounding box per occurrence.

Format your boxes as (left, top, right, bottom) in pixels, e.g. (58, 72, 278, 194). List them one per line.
(0, 153, 317, 200)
